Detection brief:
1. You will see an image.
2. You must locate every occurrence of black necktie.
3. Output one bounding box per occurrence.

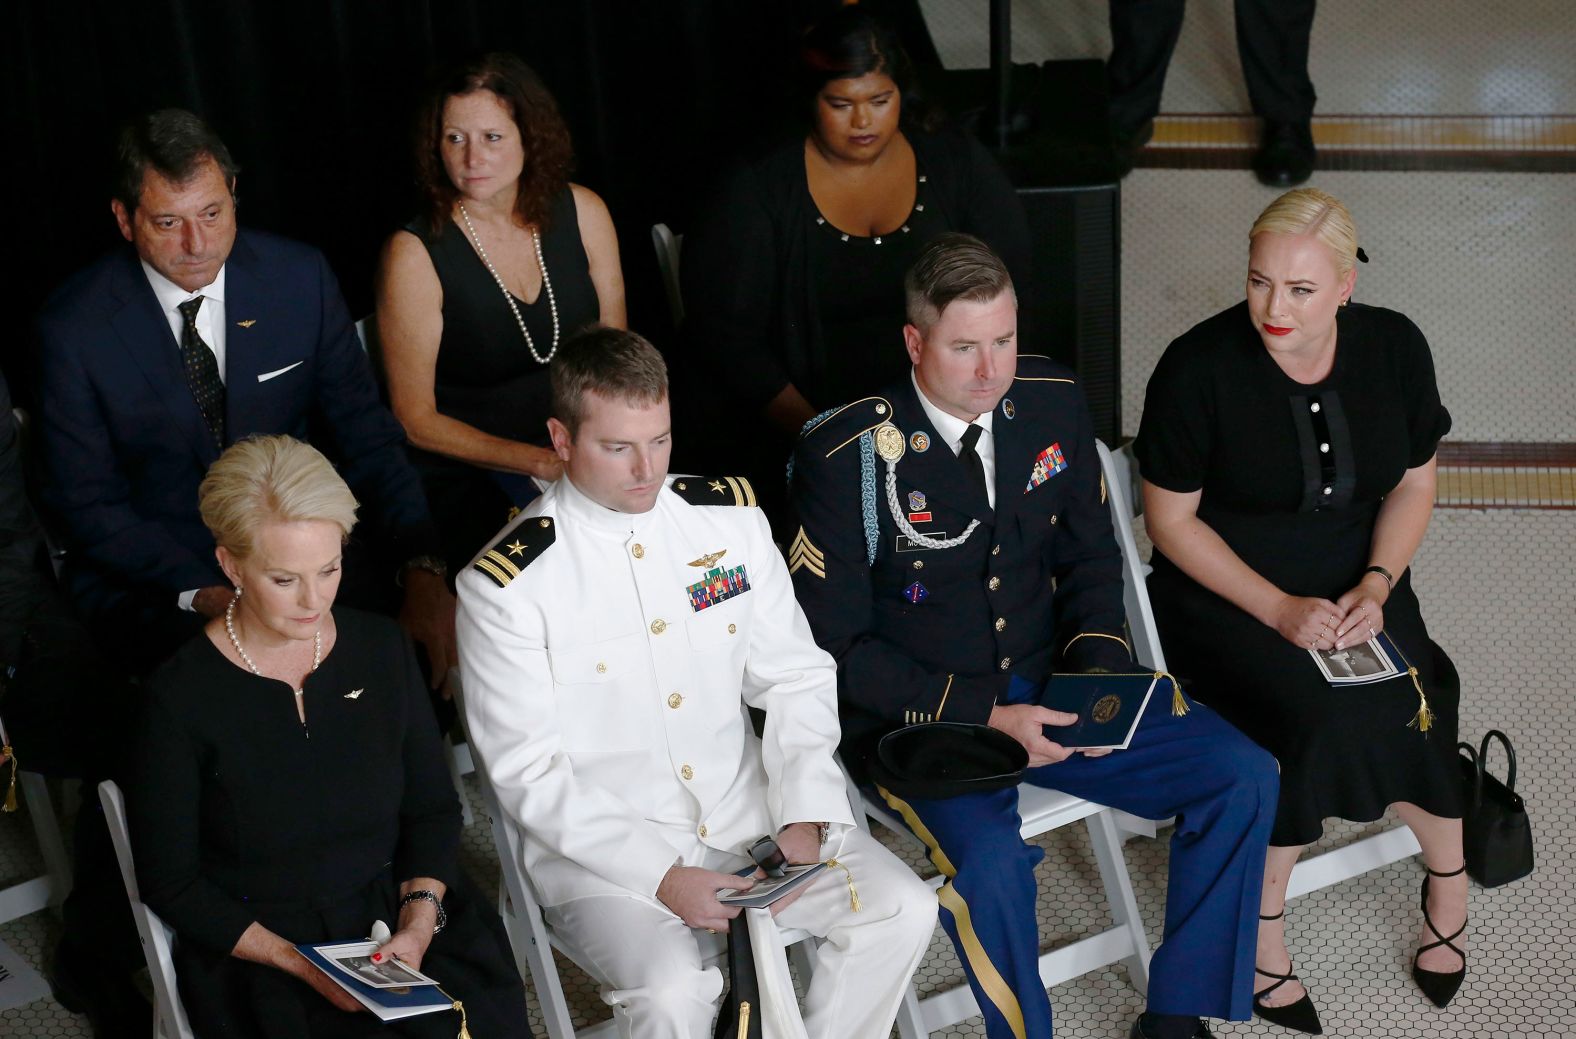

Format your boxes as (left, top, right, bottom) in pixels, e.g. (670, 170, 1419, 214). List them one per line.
(177, 296, 225, 449)
(958, 422, 989, 507)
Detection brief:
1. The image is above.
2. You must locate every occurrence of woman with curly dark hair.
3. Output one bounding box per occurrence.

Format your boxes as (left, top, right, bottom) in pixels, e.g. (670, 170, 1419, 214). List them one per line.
(377, 52, 624, 575)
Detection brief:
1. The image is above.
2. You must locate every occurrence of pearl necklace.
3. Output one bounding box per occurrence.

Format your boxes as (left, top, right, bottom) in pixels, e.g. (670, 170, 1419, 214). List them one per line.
(225, 595, 321, 696)
(456, 202, 560, 364)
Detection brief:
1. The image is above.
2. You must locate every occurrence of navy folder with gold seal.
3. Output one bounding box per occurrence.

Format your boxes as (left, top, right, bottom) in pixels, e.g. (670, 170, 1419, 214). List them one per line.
(1040, 672, 1165, 750)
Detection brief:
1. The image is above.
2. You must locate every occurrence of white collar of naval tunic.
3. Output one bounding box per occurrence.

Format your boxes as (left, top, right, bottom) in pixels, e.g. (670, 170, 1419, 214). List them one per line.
(910, 368, 997, 508)
(551, 471, 665, 537)
(141, 259, 229, 382)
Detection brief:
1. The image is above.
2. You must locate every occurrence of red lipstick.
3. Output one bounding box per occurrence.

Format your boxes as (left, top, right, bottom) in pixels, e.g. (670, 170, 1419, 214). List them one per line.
(1263, 325, 1294, 336)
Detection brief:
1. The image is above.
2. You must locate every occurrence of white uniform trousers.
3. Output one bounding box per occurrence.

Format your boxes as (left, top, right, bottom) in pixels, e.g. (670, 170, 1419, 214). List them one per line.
(545, 827, 935, 1039)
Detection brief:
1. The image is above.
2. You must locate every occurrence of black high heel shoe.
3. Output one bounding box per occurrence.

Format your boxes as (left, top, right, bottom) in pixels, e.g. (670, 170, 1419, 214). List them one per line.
(1413, 864, 1468, 1007)
(1254, 911, 1323, 1034)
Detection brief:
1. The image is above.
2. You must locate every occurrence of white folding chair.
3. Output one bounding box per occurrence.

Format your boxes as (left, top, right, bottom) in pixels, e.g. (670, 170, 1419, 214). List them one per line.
(0, 715, 71, 924)
(98, 780, 196, 1039)
(651, 223, 684, 327)
(453, 684, 817, 1038)
(1110, 440, 1423, 896)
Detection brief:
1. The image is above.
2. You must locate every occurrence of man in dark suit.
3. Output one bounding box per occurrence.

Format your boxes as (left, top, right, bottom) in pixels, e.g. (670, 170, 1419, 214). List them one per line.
(34, 109, 454, 677)
(788, 234, 1278, 1039)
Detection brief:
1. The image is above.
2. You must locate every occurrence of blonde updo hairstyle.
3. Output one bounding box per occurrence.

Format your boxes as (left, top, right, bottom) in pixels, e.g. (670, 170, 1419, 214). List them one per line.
(199, 435, 360, 560)
(1248, 188, 1360, 277)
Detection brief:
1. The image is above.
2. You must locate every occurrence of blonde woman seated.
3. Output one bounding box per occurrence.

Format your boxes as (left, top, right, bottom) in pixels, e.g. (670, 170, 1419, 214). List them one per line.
(1136, 188, 1466, 1033)
(129, 436, 530, 1038)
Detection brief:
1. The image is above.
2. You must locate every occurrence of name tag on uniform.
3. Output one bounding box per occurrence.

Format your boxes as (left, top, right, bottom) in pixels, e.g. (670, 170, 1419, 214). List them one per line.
(895, 534, 948, 553)
(687, 564, 751, 612)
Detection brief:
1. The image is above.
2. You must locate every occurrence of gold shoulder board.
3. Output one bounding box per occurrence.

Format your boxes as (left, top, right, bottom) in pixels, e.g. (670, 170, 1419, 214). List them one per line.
(670, 476, 758, 507)
(472, 517, 557, 588)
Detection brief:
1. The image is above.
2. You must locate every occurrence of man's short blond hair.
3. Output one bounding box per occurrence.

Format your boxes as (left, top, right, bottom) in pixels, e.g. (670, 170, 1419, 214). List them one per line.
(1249, 188, 1360, 277)
(550, 326, 669, 437)
(198, 436, 359, 558)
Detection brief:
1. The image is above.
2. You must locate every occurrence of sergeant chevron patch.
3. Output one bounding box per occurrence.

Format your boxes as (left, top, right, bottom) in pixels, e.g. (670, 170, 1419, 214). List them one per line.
(788, 527, 826, 579)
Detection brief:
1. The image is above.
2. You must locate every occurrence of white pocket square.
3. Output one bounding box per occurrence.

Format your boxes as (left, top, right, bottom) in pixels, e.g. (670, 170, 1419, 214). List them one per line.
(257, 360, 305, 383)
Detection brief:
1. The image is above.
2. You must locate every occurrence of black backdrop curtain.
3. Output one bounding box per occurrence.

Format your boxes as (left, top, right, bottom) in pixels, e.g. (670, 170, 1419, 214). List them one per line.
(2, 0, 929, 399)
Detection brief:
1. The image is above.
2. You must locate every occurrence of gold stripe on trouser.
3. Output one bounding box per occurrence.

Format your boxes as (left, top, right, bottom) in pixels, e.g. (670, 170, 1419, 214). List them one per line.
(878, 787, 1028, 1039)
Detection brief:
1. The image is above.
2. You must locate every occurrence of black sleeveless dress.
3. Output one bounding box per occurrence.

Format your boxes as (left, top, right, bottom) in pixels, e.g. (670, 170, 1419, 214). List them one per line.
(1134, 301, 1462, 846)
(405, 186, 601, 574)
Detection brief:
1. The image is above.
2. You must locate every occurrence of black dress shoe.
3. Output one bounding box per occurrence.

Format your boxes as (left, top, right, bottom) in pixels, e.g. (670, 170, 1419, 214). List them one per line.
(1252, 121, 1316, 187)
(1129, 1013, 1215, 1039)
(1112, 118, 1156, 177)
(47, 945, 153, 1039)
(1412, 865, 1468, 1007)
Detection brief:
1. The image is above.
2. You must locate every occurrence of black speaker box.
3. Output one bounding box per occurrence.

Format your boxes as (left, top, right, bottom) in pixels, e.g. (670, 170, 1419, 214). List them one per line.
(929, 58, 1124, 444)
(1016, 181, 1121, 445)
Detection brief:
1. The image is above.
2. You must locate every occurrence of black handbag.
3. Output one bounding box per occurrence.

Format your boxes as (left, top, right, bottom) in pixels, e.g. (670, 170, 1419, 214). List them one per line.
(1457, 730, 1534, 887)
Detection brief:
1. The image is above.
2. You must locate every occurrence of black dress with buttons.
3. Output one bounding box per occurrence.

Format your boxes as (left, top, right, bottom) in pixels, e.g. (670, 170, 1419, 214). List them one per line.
(129, 608, 531, 1038)
(1135, 300, 1461, 846)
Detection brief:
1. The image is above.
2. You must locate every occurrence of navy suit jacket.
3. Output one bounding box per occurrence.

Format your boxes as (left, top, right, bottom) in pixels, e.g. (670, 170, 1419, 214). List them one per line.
(788, 356, 1132, 760)
(34, 229, 438, 625)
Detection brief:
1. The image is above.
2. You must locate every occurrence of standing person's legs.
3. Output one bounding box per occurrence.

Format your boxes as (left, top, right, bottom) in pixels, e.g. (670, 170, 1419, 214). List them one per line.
(875, 785, 1051, 1039)
(1106, 0, 1190, 144)
(1233, 0, 1318, 125)
(544, 895, 722, 1039)
(1038, 700, 1278, 1021)
(1234, 0, 1319, 185)
(774, 827, 937, 1038)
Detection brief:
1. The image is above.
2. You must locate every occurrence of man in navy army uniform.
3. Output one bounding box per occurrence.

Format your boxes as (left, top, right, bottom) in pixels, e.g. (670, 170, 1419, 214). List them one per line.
(789, 233, 1279, 1039)
(456, 327, 934, 1038)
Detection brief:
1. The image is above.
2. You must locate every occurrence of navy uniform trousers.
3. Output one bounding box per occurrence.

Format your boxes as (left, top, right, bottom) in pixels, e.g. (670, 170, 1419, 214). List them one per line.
(876, 681, 1277, 1039)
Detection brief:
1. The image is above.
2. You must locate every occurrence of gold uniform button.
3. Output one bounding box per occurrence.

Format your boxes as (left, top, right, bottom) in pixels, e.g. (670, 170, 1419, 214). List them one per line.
(681, 764, 695, 780)
(992, 544, 1001, 556)
(698, 824, 708, 838)
(650, 619, 667, 635)
(1050, 514, 1059, 525)
(667, 692, 683, 709)
(999, 657, 1012, 670)
(913, 559, 924, 570)
(727, 623, 737, 634)
(632, 543, 645, 559)
(676, 481, 688, 490)
(988, 576, 1001, 591)
(596, 662, 608, 674)
(994, 617, 1007, 632)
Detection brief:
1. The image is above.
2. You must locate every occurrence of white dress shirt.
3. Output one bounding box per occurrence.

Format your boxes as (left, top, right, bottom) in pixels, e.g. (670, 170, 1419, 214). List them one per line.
(911, 369, 997, 507)
(141, 261, 229, 383)
(143, 261, 228, 612)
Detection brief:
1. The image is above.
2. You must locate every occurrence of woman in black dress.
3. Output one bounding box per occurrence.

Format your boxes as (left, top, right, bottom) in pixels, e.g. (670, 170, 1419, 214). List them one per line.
(378, 52, 624, 575)
(130, 436, 530, 1038)
(1136, 189, 1466, 1031)
(680, 8, 1029, 517)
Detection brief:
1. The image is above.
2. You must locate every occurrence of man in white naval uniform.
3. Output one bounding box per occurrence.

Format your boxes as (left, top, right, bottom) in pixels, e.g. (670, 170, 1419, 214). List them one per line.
(456, 327, 934, 1038)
